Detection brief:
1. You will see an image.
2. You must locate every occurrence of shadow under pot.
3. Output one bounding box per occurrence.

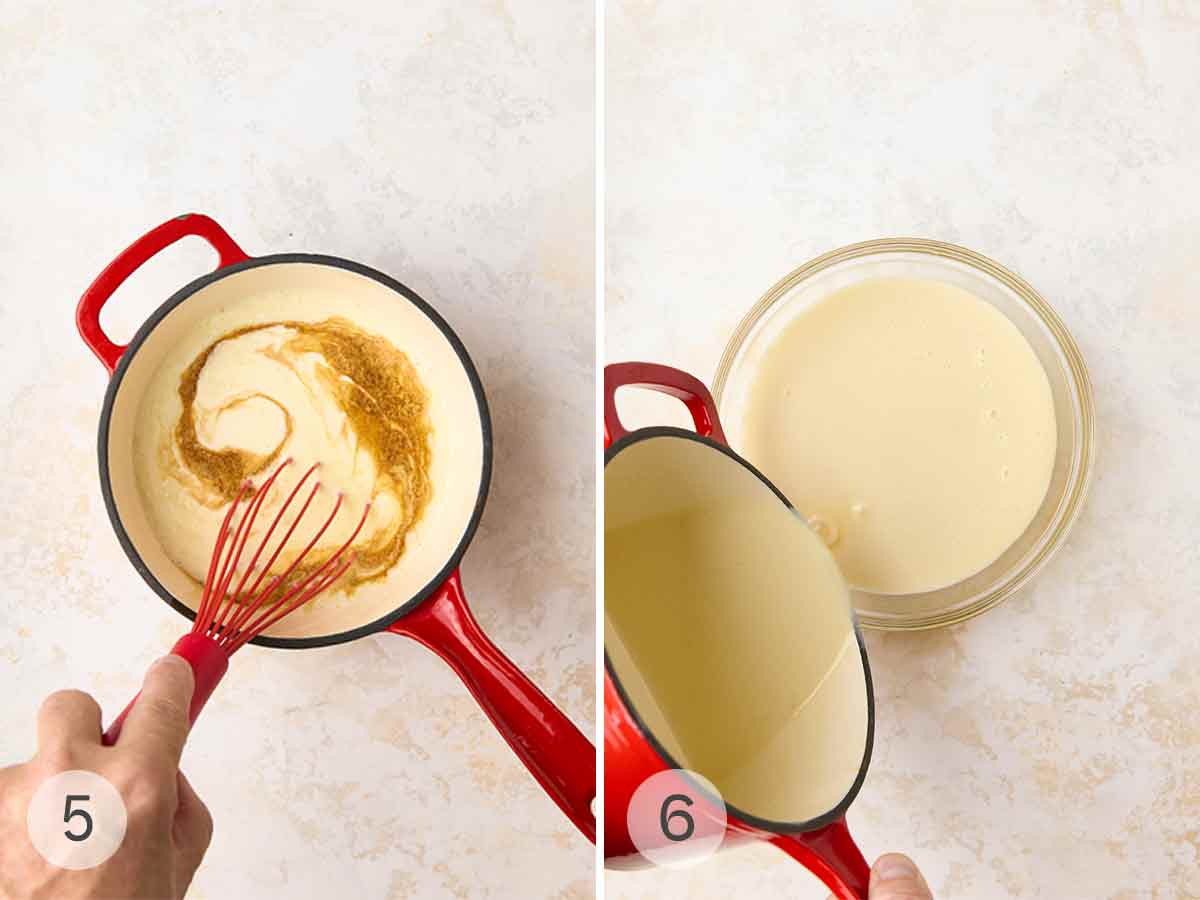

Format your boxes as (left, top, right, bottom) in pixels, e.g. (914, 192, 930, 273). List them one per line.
(603, 362, 876, 899)
(76, 212, 595, 842)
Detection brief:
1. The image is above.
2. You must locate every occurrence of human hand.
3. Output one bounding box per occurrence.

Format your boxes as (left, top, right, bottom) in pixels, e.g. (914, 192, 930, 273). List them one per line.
(0, 656, 213, 900)
(828, 853, 932, 900)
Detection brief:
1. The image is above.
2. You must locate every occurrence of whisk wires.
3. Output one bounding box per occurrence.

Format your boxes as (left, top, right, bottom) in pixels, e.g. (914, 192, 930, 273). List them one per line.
(192, 459, 371, 654)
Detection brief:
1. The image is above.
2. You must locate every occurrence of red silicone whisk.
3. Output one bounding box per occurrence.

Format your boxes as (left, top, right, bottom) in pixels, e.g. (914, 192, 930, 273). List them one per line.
(102, 459, 369, 745)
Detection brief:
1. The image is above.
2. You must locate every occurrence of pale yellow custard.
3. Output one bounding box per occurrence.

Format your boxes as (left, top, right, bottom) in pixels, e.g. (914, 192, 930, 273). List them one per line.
(133, 308, 435, 595)
(606, 435, 869, 824)
(108, 264, 487, 641)
(741, 277, 1057, 595)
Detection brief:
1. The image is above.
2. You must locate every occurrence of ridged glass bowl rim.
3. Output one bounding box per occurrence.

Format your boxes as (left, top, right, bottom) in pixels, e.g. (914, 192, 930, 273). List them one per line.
(711, 238, 1095, 631)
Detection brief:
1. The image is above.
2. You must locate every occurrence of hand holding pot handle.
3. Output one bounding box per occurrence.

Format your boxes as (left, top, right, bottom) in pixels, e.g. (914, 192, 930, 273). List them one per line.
(76, 213, 249, 373)
(848, 854, 933, 900)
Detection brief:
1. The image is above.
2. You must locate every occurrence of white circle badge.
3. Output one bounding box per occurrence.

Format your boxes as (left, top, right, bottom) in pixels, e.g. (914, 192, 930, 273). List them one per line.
(27, 770, 128, 870)
(626, 769, 727, 868)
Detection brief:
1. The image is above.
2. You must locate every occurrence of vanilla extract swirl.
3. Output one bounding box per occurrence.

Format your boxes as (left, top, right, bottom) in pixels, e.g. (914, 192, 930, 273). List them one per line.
(164, 317, 433, 590)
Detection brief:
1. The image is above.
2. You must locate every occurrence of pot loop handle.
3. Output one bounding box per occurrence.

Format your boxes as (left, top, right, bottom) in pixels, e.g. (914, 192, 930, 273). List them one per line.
(76, 213, 249, 373)
(603, 362, 727, 448)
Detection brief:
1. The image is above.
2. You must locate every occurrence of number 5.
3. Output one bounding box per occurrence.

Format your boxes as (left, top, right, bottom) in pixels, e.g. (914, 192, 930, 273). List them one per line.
(63, 795, 93, 843)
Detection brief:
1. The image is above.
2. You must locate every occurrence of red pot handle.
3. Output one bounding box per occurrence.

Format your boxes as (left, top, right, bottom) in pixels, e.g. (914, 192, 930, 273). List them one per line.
(76, 213, 249, 373)
(770, 818, 871, 900)
(603, 362, 727, 447)
(387, 570, 596, 842)
(101, 633, 230, 746)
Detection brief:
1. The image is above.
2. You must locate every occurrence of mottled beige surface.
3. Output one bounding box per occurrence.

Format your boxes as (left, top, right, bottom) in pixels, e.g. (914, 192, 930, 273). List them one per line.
(606, 2, 1199, 898)
(0, 3, 594, 898)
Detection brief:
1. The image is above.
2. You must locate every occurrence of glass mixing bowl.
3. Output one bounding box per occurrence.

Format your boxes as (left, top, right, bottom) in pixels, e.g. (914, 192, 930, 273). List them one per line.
(713, 238, 1095, 630)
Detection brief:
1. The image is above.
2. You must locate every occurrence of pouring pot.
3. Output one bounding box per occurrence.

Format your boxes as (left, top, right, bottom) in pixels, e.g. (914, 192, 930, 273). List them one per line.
(76, 213, 595, 842)
(603, 362, 874, 897)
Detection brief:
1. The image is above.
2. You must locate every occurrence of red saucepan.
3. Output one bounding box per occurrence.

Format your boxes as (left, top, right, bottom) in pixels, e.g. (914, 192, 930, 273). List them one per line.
(603, 362, 874, 897)
(76, 213, 595, 842)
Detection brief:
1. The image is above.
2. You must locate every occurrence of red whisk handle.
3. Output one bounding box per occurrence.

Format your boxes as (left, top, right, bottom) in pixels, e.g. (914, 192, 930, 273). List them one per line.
(102, 634, 230, 746)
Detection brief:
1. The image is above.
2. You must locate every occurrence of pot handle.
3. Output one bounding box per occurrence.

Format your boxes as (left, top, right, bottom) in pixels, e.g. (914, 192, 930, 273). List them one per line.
(76, 213, 249, 373)
(387, 570, 596, 842)
(770, 818, 871, 900)
(603, 362, 727, 447)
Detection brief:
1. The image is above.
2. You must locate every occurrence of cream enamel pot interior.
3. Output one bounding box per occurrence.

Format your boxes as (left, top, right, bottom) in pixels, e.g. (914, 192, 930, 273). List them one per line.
(603, 363, 875, 899)
(76, 213, 595, 841)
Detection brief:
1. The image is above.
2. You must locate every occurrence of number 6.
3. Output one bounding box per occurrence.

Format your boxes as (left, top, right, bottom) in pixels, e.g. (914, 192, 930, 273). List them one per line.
(659, 793, 695, 842)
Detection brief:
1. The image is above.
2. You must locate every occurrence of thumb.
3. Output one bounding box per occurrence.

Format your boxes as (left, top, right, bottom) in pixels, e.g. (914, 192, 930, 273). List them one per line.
(173, 770, 213, 892)
(120, 655, 195, 769)
(869, 854, 931, 899)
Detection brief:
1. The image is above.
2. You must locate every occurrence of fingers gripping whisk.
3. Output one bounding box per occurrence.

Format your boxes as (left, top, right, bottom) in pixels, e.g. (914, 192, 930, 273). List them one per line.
(101, 459, 369, 745)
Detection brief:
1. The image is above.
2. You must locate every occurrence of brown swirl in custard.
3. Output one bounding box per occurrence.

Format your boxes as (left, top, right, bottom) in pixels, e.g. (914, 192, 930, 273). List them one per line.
(165, 317, 432, 588)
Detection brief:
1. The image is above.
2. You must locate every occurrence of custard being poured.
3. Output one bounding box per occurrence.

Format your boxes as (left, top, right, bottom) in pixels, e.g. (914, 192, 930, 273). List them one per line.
(740, 277, 1057, 595)
(134, 314, 432, 594)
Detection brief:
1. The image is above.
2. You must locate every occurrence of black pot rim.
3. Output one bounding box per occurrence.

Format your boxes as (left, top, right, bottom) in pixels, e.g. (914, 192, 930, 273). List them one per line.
(603, 425, 875, 835)
(97, 252, 493, 650)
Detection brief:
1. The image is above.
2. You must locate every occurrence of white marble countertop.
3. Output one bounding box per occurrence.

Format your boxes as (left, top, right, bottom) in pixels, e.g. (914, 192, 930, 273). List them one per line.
(0, 3, 594, 898)
(606, 3, 1199, 898)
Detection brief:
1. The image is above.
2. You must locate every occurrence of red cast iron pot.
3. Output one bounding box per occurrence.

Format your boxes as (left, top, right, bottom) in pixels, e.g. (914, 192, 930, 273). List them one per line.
(76, 212, 595, 842)
(602, 362, 875, 898)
